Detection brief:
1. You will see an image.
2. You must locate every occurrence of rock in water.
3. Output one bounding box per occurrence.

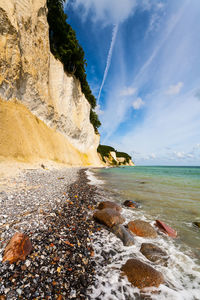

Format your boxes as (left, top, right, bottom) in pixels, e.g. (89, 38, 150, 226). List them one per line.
(155, 220, 177, 238)
(128, 220, 157, 238)
(97, 201, 122, 212)
(140, 243, 168, 265)
(93, 208, 125, 228)
(3, 232, 32, 263)
(193, 221, 200, 228)
(121, 259, 164, 289)
(111, 224, 135, 246)
(123, 200, 140, 208)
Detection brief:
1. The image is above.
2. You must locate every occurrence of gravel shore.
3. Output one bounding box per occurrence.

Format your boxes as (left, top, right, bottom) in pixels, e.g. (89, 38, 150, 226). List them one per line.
(0, 167, 99, 299)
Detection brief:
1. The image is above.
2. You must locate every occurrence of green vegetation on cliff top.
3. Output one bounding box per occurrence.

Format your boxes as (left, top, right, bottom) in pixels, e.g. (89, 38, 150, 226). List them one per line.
(97, 145, 132, 164)
(47, 0, 101, 132)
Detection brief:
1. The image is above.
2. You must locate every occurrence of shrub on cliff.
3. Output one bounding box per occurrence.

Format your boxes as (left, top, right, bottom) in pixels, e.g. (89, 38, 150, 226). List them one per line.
(97, 145, 116, 162)
(47, 0, 100, 131)
(97, 145, 132, 164)
(116, 151, 131, 163)
(90, 110, 101, 134)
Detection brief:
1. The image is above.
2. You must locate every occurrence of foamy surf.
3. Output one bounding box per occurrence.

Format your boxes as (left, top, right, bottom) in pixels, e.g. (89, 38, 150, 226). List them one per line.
(87, 170, 200, 300)
(86, 169, 105, 185)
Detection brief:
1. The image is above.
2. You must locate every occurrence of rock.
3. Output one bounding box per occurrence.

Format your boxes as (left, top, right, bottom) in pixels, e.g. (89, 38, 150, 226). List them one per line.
(111, 224, 135, 246)
(93, 208, 125, 228)
(155, 220, 177, 238)
(97, 201, 122, 212)
(128, 220, 157, 238)
(140, 243, 168, 265)
(121, 259, 164, 289)
(123, 200, 140, 208)
(3, 232, 32, 264)
(193, 221, 200, 228)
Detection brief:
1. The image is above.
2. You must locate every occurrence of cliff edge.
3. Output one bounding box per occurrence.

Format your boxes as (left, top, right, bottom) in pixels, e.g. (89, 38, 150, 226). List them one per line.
(0, 0, 102, 166)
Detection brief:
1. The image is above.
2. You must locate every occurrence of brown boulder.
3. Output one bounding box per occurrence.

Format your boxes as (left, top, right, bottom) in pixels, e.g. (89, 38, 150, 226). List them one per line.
(123, 200, 140, 208)
(97, 201, 122, 212)
(121, 258, 164, 289)
(3, 232, 32, 264)
(140, 243, 168, 265)
(128, 220, 157, 238)
(93, 208, 125, 228)
(155, 220, 177, 238)
(193, 221, 200, 228)
(111, 224, 135, 246)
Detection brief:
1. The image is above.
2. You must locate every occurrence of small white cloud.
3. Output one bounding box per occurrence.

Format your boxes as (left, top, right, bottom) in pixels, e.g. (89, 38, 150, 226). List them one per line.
(132, 97, 145, 110)
(120, 87, 137, 97)
(95, 104, 104, 115)
(174, 151, 185, 159)
(150, 153, 156, 159)
(166, 82, 183, 95)
(157, 2, 165, 10)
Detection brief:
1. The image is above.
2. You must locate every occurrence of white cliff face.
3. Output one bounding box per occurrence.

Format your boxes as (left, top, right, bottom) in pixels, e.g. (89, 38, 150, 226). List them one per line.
(0, 0, 101, 165)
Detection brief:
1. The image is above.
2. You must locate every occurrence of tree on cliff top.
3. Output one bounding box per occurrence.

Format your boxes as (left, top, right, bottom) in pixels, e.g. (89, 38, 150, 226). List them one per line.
(47, 0, 100, 131)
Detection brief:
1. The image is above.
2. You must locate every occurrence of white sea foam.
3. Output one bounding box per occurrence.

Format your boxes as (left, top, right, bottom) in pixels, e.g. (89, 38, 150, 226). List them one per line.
(88, 174, 200, 300)
(86, 169, 105, 185)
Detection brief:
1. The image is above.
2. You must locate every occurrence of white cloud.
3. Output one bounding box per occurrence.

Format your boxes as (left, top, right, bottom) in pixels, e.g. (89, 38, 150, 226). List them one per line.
(95, 104, 104, 115)
(132, 98, 145, 110)
(174, 151, 185, 159)
(97, 24, 118, 104)
(69, 0, 157, 25)
(150, 153, 156, 159)
(120, 87, 137, 97)
(157, 2, 165, 10)
(166, 82, 183, 95)
(71, 0, 138, 25)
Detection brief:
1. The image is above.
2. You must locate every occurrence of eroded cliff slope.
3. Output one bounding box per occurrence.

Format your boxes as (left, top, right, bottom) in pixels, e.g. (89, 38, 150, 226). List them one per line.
(0, 0, 102, 166)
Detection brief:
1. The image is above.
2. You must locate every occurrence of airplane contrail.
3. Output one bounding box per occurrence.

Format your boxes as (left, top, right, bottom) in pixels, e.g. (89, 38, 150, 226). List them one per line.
(97, 23, 119, 104)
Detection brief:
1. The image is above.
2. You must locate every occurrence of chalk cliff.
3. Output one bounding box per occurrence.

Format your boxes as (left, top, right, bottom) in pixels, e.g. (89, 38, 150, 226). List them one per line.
(0, 0, 102, 166)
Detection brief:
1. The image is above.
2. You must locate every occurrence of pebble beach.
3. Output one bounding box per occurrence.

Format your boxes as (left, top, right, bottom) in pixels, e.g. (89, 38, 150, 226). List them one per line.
(0, 166, 99, 299)
(1, 165, 200, 300)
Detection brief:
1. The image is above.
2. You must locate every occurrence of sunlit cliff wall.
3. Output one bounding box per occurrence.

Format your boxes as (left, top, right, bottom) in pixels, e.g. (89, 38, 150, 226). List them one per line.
(0, 0, 102, 166)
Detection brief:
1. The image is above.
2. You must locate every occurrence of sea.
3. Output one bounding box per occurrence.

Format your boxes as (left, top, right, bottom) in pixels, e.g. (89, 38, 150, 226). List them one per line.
(86, 166, 200, 300)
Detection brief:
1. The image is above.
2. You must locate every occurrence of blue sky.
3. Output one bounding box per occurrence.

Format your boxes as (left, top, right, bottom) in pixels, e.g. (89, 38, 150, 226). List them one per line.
(65, 0, 200, 165)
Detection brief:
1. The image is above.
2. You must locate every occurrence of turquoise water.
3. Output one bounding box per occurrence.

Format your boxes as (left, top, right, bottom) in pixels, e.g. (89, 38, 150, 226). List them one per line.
(92, 166, 200, 259)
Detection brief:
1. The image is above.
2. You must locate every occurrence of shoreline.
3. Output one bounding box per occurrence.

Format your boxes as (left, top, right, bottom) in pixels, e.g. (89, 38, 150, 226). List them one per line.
(87, 168, 200, 300)
(0, 167, 99, 299)
(0, 165, 199, 299)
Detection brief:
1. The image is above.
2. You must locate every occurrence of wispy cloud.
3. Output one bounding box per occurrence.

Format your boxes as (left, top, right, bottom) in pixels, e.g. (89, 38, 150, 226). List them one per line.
(120, 87, 137, 97)
(132, 98, 145, 110)
(97, 24, 118, 104)
(70, 0, 138, 25)
(166, 82, 183, 95)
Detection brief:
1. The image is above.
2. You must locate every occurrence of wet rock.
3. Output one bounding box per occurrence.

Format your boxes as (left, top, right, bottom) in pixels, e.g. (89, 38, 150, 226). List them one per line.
(140, 243, 168, 265)
(155, 220, 177, 238)
(121, 258, 164, 289)
(97, 201, 122, 212)
(123, 200, 140, 208)
(128, 220, 157, 238)
(111, 224, 135, 246)
(193, 221, 200, 228)
(93, 208, 125, 228)
(3, 232, 32, 263)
